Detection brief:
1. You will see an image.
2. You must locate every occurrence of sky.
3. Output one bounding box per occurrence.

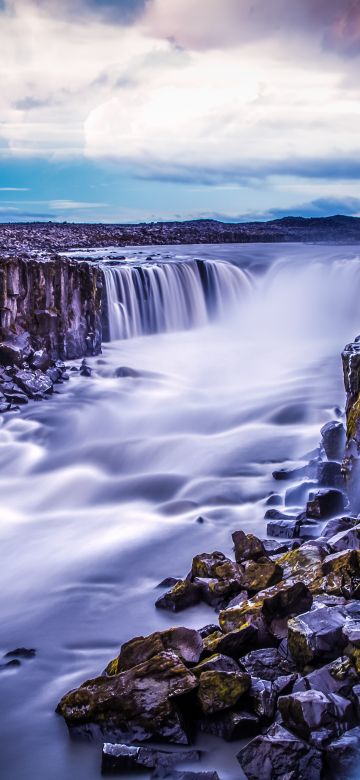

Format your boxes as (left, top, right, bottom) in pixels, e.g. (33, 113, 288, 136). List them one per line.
(1, 0, 360, 223)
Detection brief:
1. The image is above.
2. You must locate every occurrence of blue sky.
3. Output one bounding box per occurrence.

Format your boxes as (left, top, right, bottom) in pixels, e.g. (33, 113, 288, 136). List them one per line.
(1, 0, 360, 223)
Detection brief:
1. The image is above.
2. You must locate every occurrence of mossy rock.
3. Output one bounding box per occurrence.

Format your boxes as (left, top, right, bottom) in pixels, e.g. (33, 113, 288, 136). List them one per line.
(197, 670, 250, 714)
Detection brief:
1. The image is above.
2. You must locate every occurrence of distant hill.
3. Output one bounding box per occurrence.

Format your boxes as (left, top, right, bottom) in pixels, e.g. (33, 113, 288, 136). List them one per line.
(2, 214, 360, 253)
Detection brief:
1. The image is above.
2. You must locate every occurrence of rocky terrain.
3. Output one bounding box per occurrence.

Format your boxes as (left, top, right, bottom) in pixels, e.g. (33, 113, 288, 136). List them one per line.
(55, 361, 360, 780)
(2, 216, 360, 255)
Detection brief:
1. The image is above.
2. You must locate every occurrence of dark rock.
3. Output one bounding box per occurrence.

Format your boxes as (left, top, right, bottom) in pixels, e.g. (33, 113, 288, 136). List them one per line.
(192, 654, 239, 677)
(2, 389, 28, 404)
(4, 648, 36, 659)
(156, 577, 182, 589)
(198, 625, 219, 639)
(155, 580, 201, 612)
(154, 773, 219, 780)
(288, 607, 347, 667)
(265, 492, 282, 506)
(278, 689, 353, 741)
(248, 675, 296, 720)
(320, 421, 346, 461)
(106, 628, 203, 675)
(202, 624, 258, 659)
(265, 509, 296, 520)
(262, 539, 300, 555)
(14, 369, 53, 399)
(114, 366, 140, 378)
(191, 551, 241, 582)
(326, 523, 360, 553)
(237, 723, 322, 780)
(241, 557, 283, 593)
(232, 530, 265, 562)
(267, 518, 301, 539)
(272, 465, 311, 481)
(306, 489, 347, 520)
(239, 648, 296, 682)
(198, 708, 259, 740)
(80, 359, 92, 377)
(197, 670, 250, 714)
(322, 516, 357, 538)
(0, 335, 31, 366)
(57, 650, 198, 743)
(324, 726, 360, 776)
(101, 743, 201, 773)
(193, 576, 242, 608)
(317, 461, 344, 489)
(30, 349, 51, 371)
(219, 582, 312, 634)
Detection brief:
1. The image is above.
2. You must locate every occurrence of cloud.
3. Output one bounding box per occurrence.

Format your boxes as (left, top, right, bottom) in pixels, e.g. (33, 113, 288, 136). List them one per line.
(0, 187, 29, 191)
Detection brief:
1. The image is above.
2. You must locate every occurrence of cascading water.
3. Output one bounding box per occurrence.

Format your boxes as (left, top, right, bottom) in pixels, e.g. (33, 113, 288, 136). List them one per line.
(102, 258, 252, 340)
(2, 243, 360, 780)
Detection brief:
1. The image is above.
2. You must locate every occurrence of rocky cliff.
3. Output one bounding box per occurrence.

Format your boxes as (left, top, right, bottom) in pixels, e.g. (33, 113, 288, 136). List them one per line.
(0, 255, 103, 363)
(342, 336, 360, 505)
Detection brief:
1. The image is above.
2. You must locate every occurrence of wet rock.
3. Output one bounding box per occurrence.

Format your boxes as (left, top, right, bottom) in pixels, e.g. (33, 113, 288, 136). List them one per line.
(320, 421, 346, 461)
(155, 580, 201, 612)
(232, 530, 265, 562)
(317, 461, 344, 489)
(322, 548, 360, 578)
(156, 577, 182, 589)
(0, 335, 32, 366)
(267, 517, 302, 539)
(343, 617, 360, 646)
(80, 359, 92, 377)
(192, 654, 239, 677)
(191, 551, 241, 582)
(193, 577, 242, 608)
(293, 656, 359, 697)
(202, 624, 258, 659)
(114, 366, 140, 378)
(197, 670, 250, 714)
(275, 544, 324, 587)
(324, 726, 360, 776)
(0, 659, 21, 670)
(101, 743, 201, 773)
(4, 648, 36, 659)
(278, 689, 352, 741)
(2, 388, 28, 404)
(198, 708, 259, 740)
(57, 650, 198, 744)
(241, 557, 283, 593)
(272, 465, 312, 481)
(265, 509, 296, 521)
(262, 539, 300, 555)
(288, 607, 347, 668)
(306, 489, 347, 520)
(322, 516, 357, 538)
(14, 368, 53, 399)
(237, 723, 322, 780)
(155, 773, 219, 780)
(265, 492, 282, 506)
(326, 524, 360, 553)
(219, 581, 312, 635)
(239, 648, 296, 682)
(248, 674, 296, 721)
(106, 628, 203, 675)
(198, 625, 219, 639)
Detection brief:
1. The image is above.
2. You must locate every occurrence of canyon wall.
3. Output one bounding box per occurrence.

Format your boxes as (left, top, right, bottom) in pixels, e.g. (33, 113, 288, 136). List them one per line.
(0, 256, 103, 363)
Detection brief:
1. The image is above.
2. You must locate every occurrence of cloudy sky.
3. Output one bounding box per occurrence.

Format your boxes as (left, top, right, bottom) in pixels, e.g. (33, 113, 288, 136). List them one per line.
(1, 0, 360, 222)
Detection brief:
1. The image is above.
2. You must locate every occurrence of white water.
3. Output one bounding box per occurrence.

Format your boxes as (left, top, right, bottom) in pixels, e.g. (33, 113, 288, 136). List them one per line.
(0, 243, 360, 780)
(102, 258, 252, 339)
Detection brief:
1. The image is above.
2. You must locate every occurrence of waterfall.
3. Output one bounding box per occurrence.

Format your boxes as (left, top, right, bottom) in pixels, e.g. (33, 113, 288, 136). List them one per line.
(102, 258, 252, 340)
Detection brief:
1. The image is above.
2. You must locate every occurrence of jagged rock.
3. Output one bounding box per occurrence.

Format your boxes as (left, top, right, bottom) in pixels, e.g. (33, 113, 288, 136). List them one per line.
(322, 516, 357, 538)
(320, 421, 346, 461)
(326, 524, 360, 553)
(101, 743, 201, 772)
(275, 544, 324, 587)
(202, 624, 257, 658)
(272, 465, 312, 481)
(30, 349, 50, 371)
(293, 657, 358, 697)
(237, 723, 322, 780)
(322, 549, 360, 577)
(317, 461, 344, 489)
(267, 518, 301, 539)
(265, 509, 296, 521)
(155, 580, 201, 612)
(278, 690, 353, 741)
(13, 369, 53, 399)
(106, 628, 203, 675)
(193, 576, 242, 608)
(288, 607, 347, 667)
(198, 708, 259, 740)
(248, 674, 296, 720)
(241, 557, 283, 593)
(306, 489, 346, 519)
(232, 530, 265, 562)
(156, 577, 182, 589)
(192, 654, 239, 677)
(239, 648, 296, 682)
(56, 650, 198, 743)
(262, 539, 300, 555)
(219, 581, 312, 635)
(343, 617, 360, 646)
(4, 647, 36, 659)
(198, 625, 219, 639)
(197, 670, 250, 714)
(324, 726, 360, 776)
(191, 551, 242, 582)
(156, 773, 220, 780)
(80, 359, 92, 377)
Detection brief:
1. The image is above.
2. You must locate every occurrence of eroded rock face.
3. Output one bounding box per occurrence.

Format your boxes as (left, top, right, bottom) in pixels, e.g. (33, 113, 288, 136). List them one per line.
(0, 256, 102, 361)
(237, 723, 322, 780)
(57, 650, 198, 744)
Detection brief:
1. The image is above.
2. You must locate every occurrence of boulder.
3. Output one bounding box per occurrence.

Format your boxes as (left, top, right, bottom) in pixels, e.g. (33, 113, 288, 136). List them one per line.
(101, 744, 201, 773)
(317, 461, 344, 489)
(239, 648, 296, 682)
(248, 674, 296, 721)
(292, 656, 358, 698)
(57, 650, 198, 744)
(288, 606, 347, 668)
(278, 689, 353, 740)
(191, 551, 241, 581)
(202, 624, 258, 658)
(198, 708, 259, 741)
(219, 582, 312, 635)
(13, 368, 53, 399)
(106, 628, 203, 674)
(241, 557, 283, 593)
(275, 544, 324, 587)
(324, 726, 360, 776)
(193, 576, 242, 608)
(320, 421, 346, 461)
(192, 654, 239, 677)
(232, 530, 266, 562)
(197, 670, 250, 714)
(262, 539, 300, 555)
(306, 489, 346, 520)
(326, 524, 360, 553)
(322, 516, 357, 538)
(237, 723, 322, 780)
(267, 518, 301, 539)
(155, 580, 201, 612)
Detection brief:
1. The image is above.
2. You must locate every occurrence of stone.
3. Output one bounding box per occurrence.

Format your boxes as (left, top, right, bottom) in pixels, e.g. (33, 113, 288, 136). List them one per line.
(155, 580, 201, 612)
(272, 465, 311, 481)
(198, 708, 259, 741)
(198, 625, 219, 639)
(192, 654, 239, 677)
(262, 539, 300, 555)
(4, 647, 36, 659)
(324, 726, 360, 776)
(80, 359, 92, 377)
(248, 674, 297, 720)
(322, 548, 360, 577)
(101, 743, 201, 773)
(232, 530, 266, 562)
(106, 628, 203, 674)
(114, 366, 140, 378)
(275, 544, 324, 587)
(202, 624, 258, 658)
(237, 723, 322, 780)
(322, 516, 357, 538)
(13, 369, 53, 399)
(288, 607, 347, 668)
(241, 557, 283, 593)
(191, 551, 242, 582)
(239, 648, 296, 682)
(219, 582, 312, 635)
(343, 617, 360, 646)
(267, 518, 301, 539)
(157, 773, 220, 780)
(197, 670, 250, 714)
(56, 650, 198, 744)
(278, 689, 351, 740)
(317, 461, 344, 489)
(306, 489, 347, 520)
(293, 656, 359, 697)
(156, 577, 182, 589)
(326, 524, 360, 553)
(0, 336, 31, 366)
(193, 576, 242, 608)
(320, 421, 346, 461)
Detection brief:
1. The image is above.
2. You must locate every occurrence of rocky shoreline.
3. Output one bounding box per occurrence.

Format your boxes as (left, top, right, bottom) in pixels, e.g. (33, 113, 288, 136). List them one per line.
(54, 340, 360, 779)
